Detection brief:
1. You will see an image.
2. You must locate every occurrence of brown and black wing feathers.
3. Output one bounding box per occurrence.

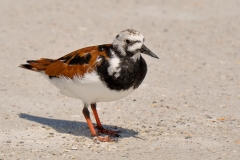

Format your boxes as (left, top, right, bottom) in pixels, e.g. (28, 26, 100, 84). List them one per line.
(20, 44, 111, 79)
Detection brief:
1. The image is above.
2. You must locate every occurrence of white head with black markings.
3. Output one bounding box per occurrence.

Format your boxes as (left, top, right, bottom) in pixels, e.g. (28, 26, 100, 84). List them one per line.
(112, 29, 159, 61)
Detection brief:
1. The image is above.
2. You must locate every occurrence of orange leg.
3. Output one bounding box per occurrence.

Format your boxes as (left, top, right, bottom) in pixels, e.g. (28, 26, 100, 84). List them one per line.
(82, 106, 112, 142)
(91, 103, 103, 129)
(91, 103, 120, 137)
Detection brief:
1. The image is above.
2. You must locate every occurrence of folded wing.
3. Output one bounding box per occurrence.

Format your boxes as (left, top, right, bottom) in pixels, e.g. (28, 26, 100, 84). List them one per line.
(19, 45, 111, 79)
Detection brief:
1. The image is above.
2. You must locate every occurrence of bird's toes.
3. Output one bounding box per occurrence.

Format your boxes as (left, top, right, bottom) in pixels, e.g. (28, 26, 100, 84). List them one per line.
(93, 135, 115, 143)
(97, 128, 121, 137)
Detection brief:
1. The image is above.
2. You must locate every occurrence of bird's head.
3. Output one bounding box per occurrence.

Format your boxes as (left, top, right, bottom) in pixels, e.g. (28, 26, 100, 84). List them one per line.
(112, 29, 159, 60)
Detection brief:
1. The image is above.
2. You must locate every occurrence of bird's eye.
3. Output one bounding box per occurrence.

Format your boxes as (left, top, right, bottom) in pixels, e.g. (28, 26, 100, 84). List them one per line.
(126, 39, 131, 44)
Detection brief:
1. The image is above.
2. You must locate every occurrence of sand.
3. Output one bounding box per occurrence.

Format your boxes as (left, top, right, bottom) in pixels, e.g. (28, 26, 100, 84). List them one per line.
(0, 0, 240, 159)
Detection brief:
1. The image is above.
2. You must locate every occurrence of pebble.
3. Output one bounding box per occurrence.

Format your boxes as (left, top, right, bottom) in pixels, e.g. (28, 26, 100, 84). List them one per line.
(185, 135, 192, 139)
(63, 150, 70, 152)
(87, 144, 92, 148)
(71, 146, 78, 150)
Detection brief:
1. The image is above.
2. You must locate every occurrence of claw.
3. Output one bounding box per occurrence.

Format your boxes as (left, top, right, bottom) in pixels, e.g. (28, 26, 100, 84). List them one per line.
(93, 135, 113, 143)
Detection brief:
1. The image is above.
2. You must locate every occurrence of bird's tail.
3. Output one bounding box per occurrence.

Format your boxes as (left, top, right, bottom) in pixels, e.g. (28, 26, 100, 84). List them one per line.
(19, 58, 55, 72)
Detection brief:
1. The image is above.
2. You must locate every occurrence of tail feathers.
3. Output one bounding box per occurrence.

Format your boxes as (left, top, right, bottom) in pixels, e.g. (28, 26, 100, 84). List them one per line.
(19, 58, 55, 72)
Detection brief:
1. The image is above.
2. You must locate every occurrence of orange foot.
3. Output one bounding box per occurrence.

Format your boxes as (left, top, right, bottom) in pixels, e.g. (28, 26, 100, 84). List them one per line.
(95, 126, 121, 137)
(93, 136, 114, 143)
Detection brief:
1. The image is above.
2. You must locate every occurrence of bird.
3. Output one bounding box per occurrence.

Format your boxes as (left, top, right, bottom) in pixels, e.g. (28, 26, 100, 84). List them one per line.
(20, 29, 159, 142)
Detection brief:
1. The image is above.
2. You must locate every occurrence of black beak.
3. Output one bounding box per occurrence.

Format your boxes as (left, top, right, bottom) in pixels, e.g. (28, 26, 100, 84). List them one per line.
(141, 44, 159, 59)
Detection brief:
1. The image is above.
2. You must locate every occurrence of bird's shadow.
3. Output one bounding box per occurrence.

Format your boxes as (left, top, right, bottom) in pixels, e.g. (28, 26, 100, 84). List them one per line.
(19, 113, 138, 139)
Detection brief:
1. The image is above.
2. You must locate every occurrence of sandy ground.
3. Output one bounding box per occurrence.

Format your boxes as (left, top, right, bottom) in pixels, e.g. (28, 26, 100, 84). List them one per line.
(0, 0, 240, 159)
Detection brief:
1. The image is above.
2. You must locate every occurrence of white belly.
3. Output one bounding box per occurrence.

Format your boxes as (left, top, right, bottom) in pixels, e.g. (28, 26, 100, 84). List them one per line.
(42, 72, 134, 104)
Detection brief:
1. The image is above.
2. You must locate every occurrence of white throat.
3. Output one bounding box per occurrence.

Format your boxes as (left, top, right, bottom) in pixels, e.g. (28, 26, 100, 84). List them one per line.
(131, 53, 141, 62)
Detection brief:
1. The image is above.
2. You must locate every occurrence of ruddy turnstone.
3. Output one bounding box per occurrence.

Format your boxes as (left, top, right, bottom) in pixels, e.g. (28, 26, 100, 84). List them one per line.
(20, 29, 159, 142)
